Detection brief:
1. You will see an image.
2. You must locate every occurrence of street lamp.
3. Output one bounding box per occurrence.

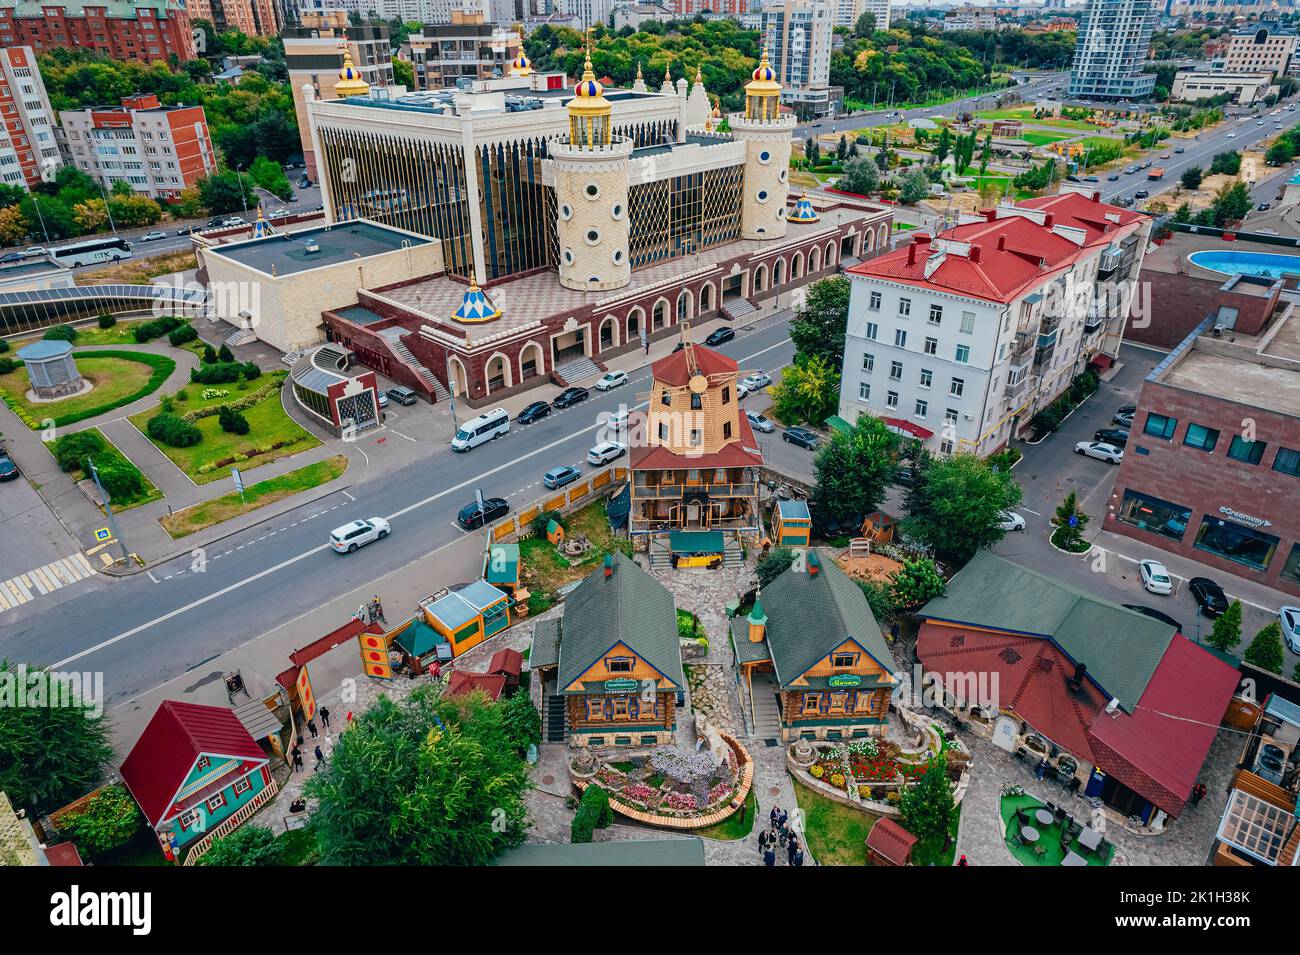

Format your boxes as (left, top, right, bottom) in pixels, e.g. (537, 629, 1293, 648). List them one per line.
(87, 458, 130, 566)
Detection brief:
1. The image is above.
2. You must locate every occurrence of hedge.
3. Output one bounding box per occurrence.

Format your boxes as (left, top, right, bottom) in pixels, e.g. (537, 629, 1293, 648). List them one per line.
(179, 378, 282, 422)
(133, 315, 185, 343)
(43, 324, 78, 342)
(2, 350, 176, 430)
(146, 413, 202, 448)
(51, 430, 107, 472)
(168, 325, 199, 347)
(570, 784, 614, 844)
(190, 361, 261, 385)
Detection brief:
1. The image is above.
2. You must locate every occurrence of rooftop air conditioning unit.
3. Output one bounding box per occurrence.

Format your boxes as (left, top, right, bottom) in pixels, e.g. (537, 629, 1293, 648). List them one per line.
(1105, 698, 1120, 715)
(304, 240, 321, 255)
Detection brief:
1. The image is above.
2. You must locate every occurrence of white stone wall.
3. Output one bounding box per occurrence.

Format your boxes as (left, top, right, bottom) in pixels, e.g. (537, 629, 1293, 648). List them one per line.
(552, 141, 633, 292)
(730, 116, 795, 241)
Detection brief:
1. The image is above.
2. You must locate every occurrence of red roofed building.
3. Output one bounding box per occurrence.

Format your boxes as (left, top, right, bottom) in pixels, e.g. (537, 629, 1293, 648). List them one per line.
(839, 191, 1151, 457)
(865, 817, 918, 866)
(631, 336, 763, 566)
(447, 670, 508, 701)
(488, 648, 524, 689)
(120, 700, 275, 864)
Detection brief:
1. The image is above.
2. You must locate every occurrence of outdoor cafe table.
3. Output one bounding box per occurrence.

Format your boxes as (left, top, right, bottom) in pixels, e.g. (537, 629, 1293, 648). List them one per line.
(1062, 850, 1088, 867)
(1079, 826, 1103, 851)
(1035, 809, 1054, 826)
(1021, 826, 1040, 843)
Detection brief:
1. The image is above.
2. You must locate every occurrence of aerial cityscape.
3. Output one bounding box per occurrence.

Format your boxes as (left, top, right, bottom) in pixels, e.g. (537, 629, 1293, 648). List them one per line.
(0, 0, 1297, 913)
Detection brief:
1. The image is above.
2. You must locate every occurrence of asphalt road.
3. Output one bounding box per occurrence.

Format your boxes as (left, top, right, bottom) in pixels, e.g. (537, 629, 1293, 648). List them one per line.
(0, 314, 814, 706)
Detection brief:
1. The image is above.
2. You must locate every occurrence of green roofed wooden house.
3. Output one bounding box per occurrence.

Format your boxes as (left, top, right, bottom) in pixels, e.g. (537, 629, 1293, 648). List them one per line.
(529, 552, 684, 748)
(730, 551, 895, 742)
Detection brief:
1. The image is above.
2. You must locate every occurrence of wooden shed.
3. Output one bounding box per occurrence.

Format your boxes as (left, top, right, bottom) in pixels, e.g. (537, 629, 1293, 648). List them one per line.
(866, 817, 917, 866)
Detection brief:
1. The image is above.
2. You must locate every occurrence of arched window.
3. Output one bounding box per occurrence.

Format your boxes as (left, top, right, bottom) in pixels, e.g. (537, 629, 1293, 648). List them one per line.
(754, 265, 767, 293)
(792, 252, 804, 280)
(627, 307, 644, 342)
(809, 247, 821, 272)
(599, 316, 617, 351)
(485, 352, 512, 394)
(699, 283, 714, 314)
(774, 258, 785, 286)
(519, 342, 543, 380)
(653, 299, 668, 330)
(676, 291, 690, 322)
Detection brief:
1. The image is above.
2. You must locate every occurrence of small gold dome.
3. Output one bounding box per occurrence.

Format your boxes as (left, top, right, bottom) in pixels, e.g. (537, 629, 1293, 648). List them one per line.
(334, 49, 370, 97)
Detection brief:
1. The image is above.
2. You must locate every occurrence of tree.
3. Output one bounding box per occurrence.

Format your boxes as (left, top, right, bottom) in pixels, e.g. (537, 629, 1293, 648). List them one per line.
(934, 125, 952, 164)
(498, 691, 541, 755)
(306, 686, 531, 865)
(72, 199, 108, 233)
(249, 155, 292, 200)
(837, 154, 880, 195)
(198, 171, 252, 216)
(811, 413, 900, 529)
(836, 133, 849, 163)
(789, 276, 851, 368)
(61, 784, 142, 858)
(1243, 621, 1285, 674)
(1051, 490, 1089, 552)
(1208, 600, 1243, 653)
(571, 784, 614, 843)
(109, 194, 162, 228)
(757, 547, 797, 588)
(0, 661, 114, 813)
(196, 825, 285, 866)
(898, 168, 930, 205)
(769, 354, 840, 427)
(890, 558, 945, 610)
(899, 750, 955, 859)
(904, 453, 1022, 562)
(218, 343, 235, 363)
(853, 11, 877, 37)
(1180, 166, 1203, 190)
(1212, 181, 1251, 227)
(0, 205, 28, 244)
(1209, 151, 1241, 176)
(978, 131, 992, 175)
(392, 57, 414, 90)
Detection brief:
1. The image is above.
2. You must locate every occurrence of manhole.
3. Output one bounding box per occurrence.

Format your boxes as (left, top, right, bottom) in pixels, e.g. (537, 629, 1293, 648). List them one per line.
(769, 786, 781, 797)
(765, 738, 779, 747)
(542, 775, 555, 786)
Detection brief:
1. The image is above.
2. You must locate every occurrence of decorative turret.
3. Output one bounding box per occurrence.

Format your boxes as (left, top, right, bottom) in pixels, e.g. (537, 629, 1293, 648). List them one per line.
(728, 31, 795, 240)
(788, 192, 820, 223)
(747, 592, 767, 643)
(509, 31, 532, 77)
(567, 36, 611, 148)
(334, 48, 369, 98)
(451, 275, 502, 323)
(685, 65, 710, 128)
(252, 207, 276, 239)
(632, 61, 647, 93)
(659, 62, 674, 95)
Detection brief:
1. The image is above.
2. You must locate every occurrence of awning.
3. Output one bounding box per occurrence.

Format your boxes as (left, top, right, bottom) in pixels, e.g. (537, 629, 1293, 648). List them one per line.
(826, 415, 853, 434)
(1090, 353, 1114, 370)
(882, 417, 934, 440)
(669, 530, 724, 554)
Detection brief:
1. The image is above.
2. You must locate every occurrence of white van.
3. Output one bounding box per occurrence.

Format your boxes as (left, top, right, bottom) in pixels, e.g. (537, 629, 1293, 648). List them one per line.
(451, 407, 510, 451)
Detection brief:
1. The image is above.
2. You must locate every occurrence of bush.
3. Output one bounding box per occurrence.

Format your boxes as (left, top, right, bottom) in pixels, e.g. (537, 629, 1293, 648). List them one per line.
(96, 460, 146, 501)
(202, 345, 218, 364)
(531, 510, 565, 540)
(0, 339, 8, 353)
(190, 361, 259, 385)
(0, 357, 16, 375)
(51, 430, 107, 472)
(196, 825, 285, 867)
(218, 344, 235, 363)
(43, 324, 78, 342)
(218, 406, 250, 435)
(168, 324, 198, 347)
(61, 784, 142, 858)
(132, 315, 184, 343)
(175, 388, 189, 402)
(147, 413, 202, 448)
(571, 784, 614, 843)
(97, 314, 117, 330)
(243, 362, 261, 381)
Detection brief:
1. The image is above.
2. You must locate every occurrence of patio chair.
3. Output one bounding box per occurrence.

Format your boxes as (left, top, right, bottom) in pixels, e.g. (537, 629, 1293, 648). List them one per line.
(1034, 844, 1048, 860)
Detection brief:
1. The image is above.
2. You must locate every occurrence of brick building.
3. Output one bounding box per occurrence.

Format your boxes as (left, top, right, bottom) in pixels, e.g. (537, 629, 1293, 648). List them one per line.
(1104, 311, 1300, 598)
(0, 1, 195, 65)
(186, 0, 281, 38)
(0, 47, 61, 191)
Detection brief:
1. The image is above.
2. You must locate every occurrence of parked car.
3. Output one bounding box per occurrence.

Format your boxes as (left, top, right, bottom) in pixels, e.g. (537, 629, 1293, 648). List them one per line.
(386, 386, 418, 406)
(330, 518, 390, 553)
(1093, 427, 1130, 448)
(457, 497, 508, 529)
(783, 426, 819, 450)
(998, 511, 1026, 532)
(587, 440, 627, 465)
(0, 252, 24, 264)
(1188, 577, 1229, 616)
(1139, 559, 1174, 595)
(221, 216, 247, 227)
(746, 411, 775, 433)
(1116, 404, 1136, 416)
(607, 408, 632, 430)
(1174, 146, 1185, 154)
(594, 370, 628, 391)
(1107, 174, 1120, 181)
(542, 465, 580, 490)
(140, 230, 166, 242)
(553, 386, 589, 409)
(1279, 606, 1300, 654)
(23, 246, 46, 257)
(1074, 440, 1124, 464)
(1112, 410, 1135, 428)
(704, 326, 735, 347)
(0, 450, 18, 482)
(1123, 604, 1183, 632)
(1124, 165, 1139, 174)
(517, 400, 551, 424)
(741, 371, 773, 392)
(1258, 202, 1271, 212)
(377, 391, 388, 410)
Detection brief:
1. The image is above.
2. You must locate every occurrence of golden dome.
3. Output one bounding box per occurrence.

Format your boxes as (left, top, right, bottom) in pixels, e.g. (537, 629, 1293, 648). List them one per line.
(334, 49, 370, 97)
(567, 28, 612, 146)
(746, 43, 781, 97)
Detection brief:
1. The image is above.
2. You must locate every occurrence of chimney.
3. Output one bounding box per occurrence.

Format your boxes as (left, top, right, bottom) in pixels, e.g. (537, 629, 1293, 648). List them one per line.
(915, 234, 932, 246)
(983, 208, 997, 222)
(1068, 661, 1087, 690)
(748, 593, 767, 643)
(1092, 190, 1101, 203)
(907, 242, 917, 267)
(970, 245, 981, 264)
(807, 552, 821, 577)
(603, 553, 614, 578)
(1044, 214, 1055, 229)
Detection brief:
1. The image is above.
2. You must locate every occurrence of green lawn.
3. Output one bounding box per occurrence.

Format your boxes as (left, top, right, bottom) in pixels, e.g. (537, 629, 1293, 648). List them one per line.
(1000, 792, 1112, 866)
(130, 381, 320, 484)
(1021, 130, 1072, 146)
(695, 787, 756, 842)
(519, 500, 632, 609)
(0, 351, 174, 428)
(46, 427, 164, 512)
(275, 825, 320, 866)
(13, 320, 146, 348)
(170, 370, 288, 414)
(793, 779, 875, 866)
(160, 454, 348, 537)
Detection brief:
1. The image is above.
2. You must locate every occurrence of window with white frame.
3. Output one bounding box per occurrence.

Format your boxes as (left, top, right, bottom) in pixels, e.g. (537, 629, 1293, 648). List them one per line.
(940, 438, 954, 454)
(862, 352, 875, 372)
(898, 298, 911, 317)
(859, 381, 871, 400)
(915, 399, 928, 418)
(960, 311, 976, 333)
(955, 344, 970, 363)
(919, 368, 932, 388)
(868, 291, 881, 311)
(894, 329, 907, 348)
(945, 408, 958, 426)
(950, 377, 965, 397)
(864, 321, 878, 340)
(924, 337, 938, 355)
(928, 303, 943, 325)
(889, 360, 903, 380)
(886, 390, 899, 409)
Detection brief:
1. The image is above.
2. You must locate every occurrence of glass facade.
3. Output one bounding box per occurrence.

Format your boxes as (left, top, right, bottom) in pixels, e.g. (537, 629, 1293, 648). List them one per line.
(627, 165, 743, 269)
(476, 139, 554, 281)
(1194, 514, 1279, 572)
(1118, 489, 1191, 541)
(1227, 435, 1266, 464)
(1282, 544, 1300, 586)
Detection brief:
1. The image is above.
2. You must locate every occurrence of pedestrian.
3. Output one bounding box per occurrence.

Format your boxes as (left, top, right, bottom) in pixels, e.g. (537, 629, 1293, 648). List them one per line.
(779, 808, 788, 829)
(792, 848, 804, 867)
(763, 847, 776, 867)
(779, 825, 788, 848)
(314, 745, 326, 770)
(371, 595, 386, 624)
(346, 711, 353, 726)
(291, 746, 302, 773)
(357, 603, 369, 624)
(319, 706, 331, 731)
(758, 829, 768, 855)
(307, 719, 318, 739)
(297, 733, 305, 748)
(958, 854, 968, 867)
(770, 806, 779, 827)
(1191, 782, 1207, 807)
(787, 838, 797, 865)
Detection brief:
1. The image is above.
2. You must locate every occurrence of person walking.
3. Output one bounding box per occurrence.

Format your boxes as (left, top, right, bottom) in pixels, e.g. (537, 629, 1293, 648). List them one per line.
(758, 829, 768, 856)
(357, 603, 369, 624)
(319, 706, 331, 731)
(770, 806, 780, 827)
(763, 847, 776, 867)
(307, 719, 318, 739)
(371, 595, 386, 624)
(1191, 782, 1207, 807)
(787, 835, 799, 865)
(792, 847, 804, 867)
(291, 746, 303, 773)
(313, 745, 326, 770)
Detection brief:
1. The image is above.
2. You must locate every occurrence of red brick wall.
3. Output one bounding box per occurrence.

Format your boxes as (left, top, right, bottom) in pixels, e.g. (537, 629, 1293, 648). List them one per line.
(0, 6, 195, 64)
(1126, 272, 1276, 351)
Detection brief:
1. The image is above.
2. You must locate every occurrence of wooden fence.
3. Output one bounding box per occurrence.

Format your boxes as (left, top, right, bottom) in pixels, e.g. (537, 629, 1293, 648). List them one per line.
(489, 465, 629, 543)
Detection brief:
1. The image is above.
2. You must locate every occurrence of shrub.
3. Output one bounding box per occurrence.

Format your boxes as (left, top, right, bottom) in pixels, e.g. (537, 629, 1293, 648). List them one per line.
(218, 344, 235, 363)
(147, 413, 202, 448)
(96, 460, 146, 501)
(190, 361, 251, 385)
(43, 324, 78, 342)
(218, 406, 250, 435)
(571, 784, 613, 843)
(168, 324, 198, 347)
(132, 315, 183, 343)
(531, 510, 565, 539)
(202, 345, 218, 364)
(196, 825, 285, 866)
(175, 388, 189, 402)
(0, 339, 8, 353)
(97, 314, 117, 330)
(0, 357, 16, 375)
(243, 362, 261, 380)
(61, 784, 142, 858)
(51, 430, 107, 472)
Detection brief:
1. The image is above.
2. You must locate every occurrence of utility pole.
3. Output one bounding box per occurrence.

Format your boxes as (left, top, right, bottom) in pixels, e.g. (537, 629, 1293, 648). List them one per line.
(87, 458, 130, 566)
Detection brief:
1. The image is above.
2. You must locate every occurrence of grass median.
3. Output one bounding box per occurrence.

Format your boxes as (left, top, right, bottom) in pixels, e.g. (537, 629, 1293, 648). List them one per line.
(159, 454, 348, 539)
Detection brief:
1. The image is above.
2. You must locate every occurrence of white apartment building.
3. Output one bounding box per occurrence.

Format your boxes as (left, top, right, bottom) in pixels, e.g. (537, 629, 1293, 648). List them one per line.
(0, 47, 61, 191)
(943, 5, 998, 30)
(1221, 24, 1298, 79)
(761, 0, 836, 118)
(838, 192, 1151, 456)
(833, 0, 891, 30)
(1068, 0, 1157, 101)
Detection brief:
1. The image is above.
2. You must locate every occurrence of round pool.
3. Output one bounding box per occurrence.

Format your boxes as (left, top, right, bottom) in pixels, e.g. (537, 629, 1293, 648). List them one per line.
(1188, 248, 1300, 279)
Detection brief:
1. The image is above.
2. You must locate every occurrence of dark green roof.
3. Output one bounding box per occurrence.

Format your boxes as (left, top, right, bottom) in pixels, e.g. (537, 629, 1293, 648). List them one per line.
(495, 838, 706, 866)
(485, 542, 520, 584)
(529, 618, 561, 670)
(762, 554, 892, 689)
(729, 617, 772, 666)
(918, 551, 1177, 710)
(669, 530, 724, 554)
(557, 551, 684, 693)
(393, 619, 446, 657)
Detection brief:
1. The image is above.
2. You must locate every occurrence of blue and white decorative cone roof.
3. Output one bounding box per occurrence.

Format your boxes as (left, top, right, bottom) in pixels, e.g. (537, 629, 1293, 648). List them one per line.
(452, 278, 501, 323)
(252, 209, 275, 239)
(789, 193, 819, 223)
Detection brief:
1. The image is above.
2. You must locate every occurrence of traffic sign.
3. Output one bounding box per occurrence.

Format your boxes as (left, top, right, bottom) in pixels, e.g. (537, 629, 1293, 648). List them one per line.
(232, 467, 245, 494)
(94, 527, 111, 542)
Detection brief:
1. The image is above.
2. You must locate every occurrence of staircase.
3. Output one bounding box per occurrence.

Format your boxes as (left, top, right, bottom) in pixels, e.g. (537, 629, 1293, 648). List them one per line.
(544, 694, 567, 742)
(721, 298, 760, 323)
(553, 354, 602, 386)
(723, 533, 744, 567)
(747, 674, 783, 741)
(384, 331, 448, 400)
(649, 535, 674, 571)
(222, 322, 255, 349)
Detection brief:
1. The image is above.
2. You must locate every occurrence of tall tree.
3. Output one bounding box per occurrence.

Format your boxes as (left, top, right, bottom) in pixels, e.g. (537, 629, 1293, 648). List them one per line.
(1243, 621, 1284, 674)
(768, 353, 841, 427)
(904, 453, 1022, 562)
(811, 413, 900, 528)
(788, 276, 851, 368)
(1208, 600, 1243, 654)
(899, 750, 955, 861)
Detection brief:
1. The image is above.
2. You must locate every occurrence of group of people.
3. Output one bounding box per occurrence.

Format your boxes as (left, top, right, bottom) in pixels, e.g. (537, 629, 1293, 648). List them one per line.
(290, 706, 335, 774)
(354, 595, 387, 627)
(758, 806, 804, 867)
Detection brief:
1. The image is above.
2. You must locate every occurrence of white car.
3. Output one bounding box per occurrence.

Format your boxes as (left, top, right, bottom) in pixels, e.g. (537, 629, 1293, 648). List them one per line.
(221, 215, 247, 227)
(140, 230, 166, 241)
(595, 370, 628, 391)
(1227, 132, 1237, 139)
(998, 511, 1026, 532)
(587, 440, 627, 465)
(1074, 441, 1124, 464)
(1139, 559, 1174, 596)
(23, 246, 46, 258)
(330, 517, 390, 554)
(741, 371, 773, 393)
(1279, 606, 1300, 654)
(746, 411, 776, 433)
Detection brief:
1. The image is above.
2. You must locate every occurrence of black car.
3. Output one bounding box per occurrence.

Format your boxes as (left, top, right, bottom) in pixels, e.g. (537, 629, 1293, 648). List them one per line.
(1122, 604, 1183, 632)
(553, 387, 589, 409)
(783, 426, 819, 450)
(704, 327, 735, 347)
(0, 451, 18, 481)
(1116, 404, 1136, 417)
(1189, 577, 1229, 616)
(518, 400, 551, 424)
(0, 252, 25, 264)
(457, 496, 509, 530)
(1133, 189, 1150, 200)
(1093, 427, 1130, 448)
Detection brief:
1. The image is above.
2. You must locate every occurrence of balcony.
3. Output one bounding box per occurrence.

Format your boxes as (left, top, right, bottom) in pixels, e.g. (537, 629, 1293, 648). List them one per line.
(1036, 327, 1059, 350)
(1097, 248, 1123, 278)
(633, 481, 757, 500)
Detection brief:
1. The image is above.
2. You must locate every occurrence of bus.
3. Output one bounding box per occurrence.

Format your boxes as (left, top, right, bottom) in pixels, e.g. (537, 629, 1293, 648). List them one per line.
(451, 407, 510, 452)
(48, 236, 133, 268)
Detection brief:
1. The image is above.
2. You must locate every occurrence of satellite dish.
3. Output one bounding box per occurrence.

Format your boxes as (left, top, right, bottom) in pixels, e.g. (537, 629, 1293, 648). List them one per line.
(688, 375, 708, 394)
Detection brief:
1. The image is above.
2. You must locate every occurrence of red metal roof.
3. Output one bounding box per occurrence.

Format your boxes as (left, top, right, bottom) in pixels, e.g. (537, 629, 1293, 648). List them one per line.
(119, 701, 267, 828)
(866, 817, 917, 865)
(882, 416, 934, 440)
(447, 671, 507, 701)
(630, 412, 764, 470)
(651, 342, 738, 387)
(43, 842, 83, 866)
(276, 619, 384, 688)
(488, 648, 523, 678)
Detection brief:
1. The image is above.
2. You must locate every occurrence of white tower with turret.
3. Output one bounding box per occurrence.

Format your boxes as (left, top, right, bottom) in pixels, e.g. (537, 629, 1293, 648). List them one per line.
(729, 38, 796, 240)
(551, 34, 632, 292)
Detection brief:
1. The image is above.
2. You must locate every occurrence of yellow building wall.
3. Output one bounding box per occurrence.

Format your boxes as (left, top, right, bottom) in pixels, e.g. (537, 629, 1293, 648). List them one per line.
(564, 640, 675, 692)
(788, 638, 893, 687)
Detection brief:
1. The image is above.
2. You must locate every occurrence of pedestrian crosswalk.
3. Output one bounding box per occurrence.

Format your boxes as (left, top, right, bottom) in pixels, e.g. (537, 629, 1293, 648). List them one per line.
(0, 552, 97, 612)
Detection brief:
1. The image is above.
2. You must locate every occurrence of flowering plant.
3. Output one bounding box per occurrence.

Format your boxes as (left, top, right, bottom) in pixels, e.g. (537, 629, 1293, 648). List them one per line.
(707, 782, 733, 805)
(663, 792, 697, 811)
(829, 772, 847, 789)
(622, 784, 655, 802)
(201, 388, 229, 400)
